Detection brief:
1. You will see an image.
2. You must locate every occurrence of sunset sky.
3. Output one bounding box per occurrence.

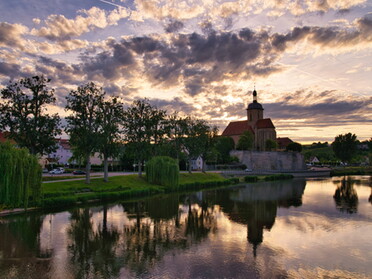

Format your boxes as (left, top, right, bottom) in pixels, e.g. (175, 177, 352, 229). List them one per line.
(0, 0, 371, 143)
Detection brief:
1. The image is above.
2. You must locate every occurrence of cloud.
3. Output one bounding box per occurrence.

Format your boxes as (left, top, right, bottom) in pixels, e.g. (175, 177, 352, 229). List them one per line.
(164, 19, 184, 33)
(31, 6, 129, 41)
(0, 62, 21, 78)
(0, 22, 28, 50)
(272, 14, 372, 53)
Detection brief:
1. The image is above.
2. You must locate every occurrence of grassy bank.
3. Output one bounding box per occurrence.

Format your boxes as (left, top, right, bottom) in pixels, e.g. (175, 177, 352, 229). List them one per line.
(1, 172, 295, 214)
(40, 173, 237, 209)
(330, 166, 372, 176)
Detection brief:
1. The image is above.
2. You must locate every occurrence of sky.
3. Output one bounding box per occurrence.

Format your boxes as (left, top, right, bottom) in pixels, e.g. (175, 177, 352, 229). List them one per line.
(0, 0, 371, 144)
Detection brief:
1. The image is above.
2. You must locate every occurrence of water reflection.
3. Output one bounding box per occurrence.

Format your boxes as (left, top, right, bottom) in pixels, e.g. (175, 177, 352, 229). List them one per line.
(1, 177, 371, 278)
(0, 214, 51, 278)
(333, 177, 359, 214)
(212, 180, 306, 257)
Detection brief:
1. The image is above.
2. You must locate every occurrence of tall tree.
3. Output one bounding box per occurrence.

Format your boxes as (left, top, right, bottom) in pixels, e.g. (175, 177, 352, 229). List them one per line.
(0, 75, 61, 155)
(97, 97, 123, 182)
(65, 82, 105, 184)
(182, 117, 211, 174)
(122, 99, 166, 177)
(332, 133, 357, 163)
(215, 136, 235, 163)
(236, 131, 254, 150)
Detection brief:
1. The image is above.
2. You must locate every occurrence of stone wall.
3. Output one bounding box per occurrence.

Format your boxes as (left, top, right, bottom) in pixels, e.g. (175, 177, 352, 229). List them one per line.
(230, 150, 306, 171)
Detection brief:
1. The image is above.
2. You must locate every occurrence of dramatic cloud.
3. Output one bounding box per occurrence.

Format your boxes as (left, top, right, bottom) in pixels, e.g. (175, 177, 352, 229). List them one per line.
(0, 22, 28, 50)
(272, 15, 372, 53)
(31, 6, 129, 41)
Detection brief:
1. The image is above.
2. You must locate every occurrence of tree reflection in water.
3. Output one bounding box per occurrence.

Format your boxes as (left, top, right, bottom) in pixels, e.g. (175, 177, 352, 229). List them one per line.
(67, 206, 121, 279)
(0, 214, 51, 279)
(119, 194, 217, 276)
(333, 177, 359, 214)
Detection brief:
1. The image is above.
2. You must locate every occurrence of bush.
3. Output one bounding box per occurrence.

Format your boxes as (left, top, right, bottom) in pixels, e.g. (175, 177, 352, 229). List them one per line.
(0, 142, 42, 208)
(244, 176, 258, 182)
(146, 156, 179, 188)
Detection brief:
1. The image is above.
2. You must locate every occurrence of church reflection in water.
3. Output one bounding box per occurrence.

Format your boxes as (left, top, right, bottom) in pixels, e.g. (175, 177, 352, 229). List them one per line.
(207, 179, 306, 257)
(0, 178, 306, 277)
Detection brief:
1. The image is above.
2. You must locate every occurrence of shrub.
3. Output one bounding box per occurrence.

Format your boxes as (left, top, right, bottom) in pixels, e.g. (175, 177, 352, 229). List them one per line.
(0, 142, 42, 208)
(244, 176, 258, 182)
(146, 156, 179, 188)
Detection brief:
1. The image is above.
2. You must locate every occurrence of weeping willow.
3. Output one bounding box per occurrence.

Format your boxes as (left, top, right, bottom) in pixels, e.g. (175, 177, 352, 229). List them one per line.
(146, 156, 179, 188)
(0, 142, 42, 208)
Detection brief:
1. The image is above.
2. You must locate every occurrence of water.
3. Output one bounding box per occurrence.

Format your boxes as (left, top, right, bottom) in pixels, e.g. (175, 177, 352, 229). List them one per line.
(0, 176, 371, 279)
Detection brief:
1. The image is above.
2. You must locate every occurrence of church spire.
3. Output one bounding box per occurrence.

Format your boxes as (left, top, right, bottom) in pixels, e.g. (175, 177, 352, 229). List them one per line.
(253, 88, 257, 103)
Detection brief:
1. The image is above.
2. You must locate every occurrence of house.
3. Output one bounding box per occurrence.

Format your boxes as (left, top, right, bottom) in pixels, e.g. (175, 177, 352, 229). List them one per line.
(276, 137, 294, 150)
(222, 89, 276, 151)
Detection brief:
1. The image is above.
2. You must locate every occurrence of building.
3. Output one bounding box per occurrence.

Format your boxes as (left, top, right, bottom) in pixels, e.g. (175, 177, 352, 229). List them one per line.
(222, 89, 276, 151)
(276, 137, 293, 150)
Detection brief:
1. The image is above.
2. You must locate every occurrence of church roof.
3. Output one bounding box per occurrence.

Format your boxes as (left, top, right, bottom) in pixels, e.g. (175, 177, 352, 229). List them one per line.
(247, 102, 263, 110)
(255, 118, 275, 129)
(221, 120, 254, 136)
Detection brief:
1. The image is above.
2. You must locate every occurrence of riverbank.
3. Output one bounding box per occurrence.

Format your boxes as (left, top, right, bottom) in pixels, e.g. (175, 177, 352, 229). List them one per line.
(330, 166, 372, 176)
(0, 172, 299, 216)
(1, 173, 237, 215)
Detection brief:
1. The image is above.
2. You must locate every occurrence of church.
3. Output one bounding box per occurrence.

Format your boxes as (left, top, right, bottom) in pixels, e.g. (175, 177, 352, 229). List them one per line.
(222, 89, 277, 151)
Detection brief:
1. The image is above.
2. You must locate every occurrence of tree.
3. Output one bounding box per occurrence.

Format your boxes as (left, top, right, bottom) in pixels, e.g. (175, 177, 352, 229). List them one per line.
(65, 82, 105, 184)
(265, 139, 277, 151)
(0, 75, 61, 155)
(182, 117, 211, 173)
(0, 142, 41, 208)
(122, 99, 166, 177)
(236, 131, 254, 150)
(286, 142, 302, 152)
(97, 97, 123, 182)
(332, 133, 357, 163)
(215, 136, 235, 163)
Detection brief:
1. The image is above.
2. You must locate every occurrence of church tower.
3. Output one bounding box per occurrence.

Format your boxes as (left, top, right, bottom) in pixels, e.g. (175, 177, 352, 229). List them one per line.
(246, 89, 264, 125)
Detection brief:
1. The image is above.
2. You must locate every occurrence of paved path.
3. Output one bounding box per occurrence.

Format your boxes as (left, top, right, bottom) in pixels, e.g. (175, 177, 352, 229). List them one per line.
(42, 172, 134, 183)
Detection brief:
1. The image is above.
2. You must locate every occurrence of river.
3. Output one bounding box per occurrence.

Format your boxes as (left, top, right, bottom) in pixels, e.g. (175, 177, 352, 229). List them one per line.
(0, 176, 371, 279)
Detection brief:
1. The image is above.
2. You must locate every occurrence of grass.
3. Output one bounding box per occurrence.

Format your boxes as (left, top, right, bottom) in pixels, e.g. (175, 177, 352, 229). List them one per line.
(330, 166, 372, 176)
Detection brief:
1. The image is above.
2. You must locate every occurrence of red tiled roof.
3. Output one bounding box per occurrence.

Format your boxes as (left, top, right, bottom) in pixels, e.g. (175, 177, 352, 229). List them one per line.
(276, 137, 293, 148)
(221, 120, 254, 136)
(255, 118, 275, 129)
(0, 131, 15, 144)
(59, 139, 71, 150)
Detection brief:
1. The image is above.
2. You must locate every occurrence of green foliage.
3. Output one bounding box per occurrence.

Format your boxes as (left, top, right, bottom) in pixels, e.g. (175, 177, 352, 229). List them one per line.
(65, 82, 105, 184)
(215, 136, 235, 163)
(122, 99, 166, 176)
(286, 142, 302, 152)
(0, 75, 61, 155)
(302, 146, 336, 162)
(146, 156, 179, 188)
(0, 142, 42, 208)
(236, 131, 254, 150)
(97, 96, 123, 182)
(332, 133, 358, 163)
(244, 176, 258, 182)
(265, 139, 278, 151)
(181, 117, 212, 173)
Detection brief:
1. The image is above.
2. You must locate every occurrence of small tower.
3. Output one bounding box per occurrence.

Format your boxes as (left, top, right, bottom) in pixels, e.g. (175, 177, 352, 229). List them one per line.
(246, 89, 264, 124)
